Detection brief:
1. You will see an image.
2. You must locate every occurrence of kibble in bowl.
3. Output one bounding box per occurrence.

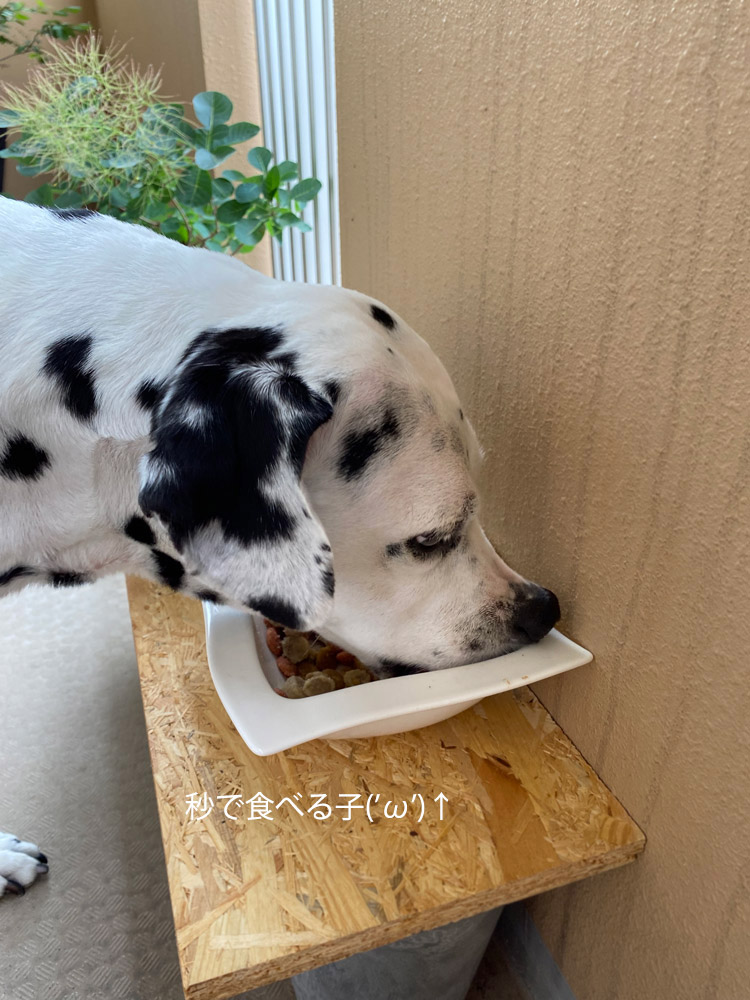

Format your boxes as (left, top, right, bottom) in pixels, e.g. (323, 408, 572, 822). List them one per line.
(263, 619, 378, 698)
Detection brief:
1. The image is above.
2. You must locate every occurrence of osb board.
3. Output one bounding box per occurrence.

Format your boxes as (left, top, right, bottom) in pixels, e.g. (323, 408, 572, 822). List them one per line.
(126, 577, 645, 1000)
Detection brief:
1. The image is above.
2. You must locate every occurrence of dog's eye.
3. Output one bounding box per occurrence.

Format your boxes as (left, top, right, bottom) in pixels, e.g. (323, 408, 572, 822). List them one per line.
(414, 533, 443, 549)
(405, 530, 460, 559)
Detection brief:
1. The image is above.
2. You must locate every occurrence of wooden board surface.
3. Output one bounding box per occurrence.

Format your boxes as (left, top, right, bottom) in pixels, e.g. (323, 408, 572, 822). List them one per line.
(126, 577, 645, 1000)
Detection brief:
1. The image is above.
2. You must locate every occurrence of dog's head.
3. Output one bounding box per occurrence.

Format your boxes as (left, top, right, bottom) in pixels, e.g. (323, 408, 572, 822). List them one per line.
(139, 286, 559, 670)
(138, 324, 336, 630)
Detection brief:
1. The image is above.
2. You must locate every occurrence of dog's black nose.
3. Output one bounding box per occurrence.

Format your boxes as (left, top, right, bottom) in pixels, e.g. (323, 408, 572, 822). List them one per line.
(512, 587, 560, 643)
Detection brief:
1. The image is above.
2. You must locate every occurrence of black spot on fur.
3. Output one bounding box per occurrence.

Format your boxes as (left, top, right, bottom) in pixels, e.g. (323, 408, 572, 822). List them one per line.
(385, 542, 403, 558)
(324, 380, 341, 404)
(0, 434, 50, 481)
(135, 378, 166, 414)
(151, 549, 185, 591)
(42, 335, 97, 421)
(449, 425, 467, 456)
(387, 347, 394, 355)
(0, 565, 33, 587)
(338, 407, 401, 481)
(321, 569, 335, 597)
(284, 380, 333, 475)
(50, 571, 91, 588)
(314, 554, 323, 565)
(138, 327, 333, 552)
(431, 429, 447, 452)
(48, 207, 96, 220)
(124, 515, 156, 546)
(246, 595, 301, 630)
(379, 658, 428, 677)
(183, 326, 285, 370)
(195, 589, 224, 604)
(468, 639, 482, 652)
(321, 543, 331, 552)
(275, 351, 299, 371)
(459, 409, 464, 420)
(371, 304, 396, 331)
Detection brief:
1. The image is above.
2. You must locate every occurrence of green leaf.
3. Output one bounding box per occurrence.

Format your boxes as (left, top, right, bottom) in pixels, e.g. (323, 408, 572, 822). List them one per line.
(192, 91, 233, 129)
(142, 103, 184, 139)
(277, 189, 291, 210)
(110, 185, 134, 209)
(142, 200, 171, 222)
(216, 199, 246, 223)
(174, 166, 212, 207)
(205, 236, 226, 253)
(221, 169, 245, 182)
(211, 177, 233, 200)
(171, 119, 201, 146)
(277, 211, 311, 232)
(224, 121, 260, 143)
(235, 178, 263, 203)
(15, 159, 51, 176)
(235, 218, 266, 245)
(62, 161, 88, 179)
(203, 123, 229, 146)
(0, 108, 21, 127)
(0, 140, 32, 159)
(277, 160, 298, 182)
(195, 145, 235, 170)
(160, 217, 189, 243)
(121, 195, 145, 221)
(194, 220, 213, 238)
(54, 190, 83, 209)
(101, 150, 143, 168)
(65, 74, 98, 100)
(137, 127, 177, 156)
(243, 204, 269, 222)
(263, 165, 280, 198)
(216, 199, 247, 223)
(24, 183, 55, 206)
(290, 178, 322, 203)
(247, 145, 272, 172)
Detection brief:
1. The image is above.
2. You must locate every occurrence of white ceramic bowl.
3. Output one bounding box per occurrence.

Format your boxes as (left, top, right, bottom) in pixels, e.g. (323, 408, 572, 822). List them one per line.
(202, 604, 592, 755)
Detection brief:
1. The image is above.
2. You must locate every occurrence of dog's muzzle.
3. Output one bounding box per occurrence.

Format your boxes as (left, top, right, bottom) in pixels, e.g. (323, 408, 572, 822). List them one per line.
(510, 585, 560, 643)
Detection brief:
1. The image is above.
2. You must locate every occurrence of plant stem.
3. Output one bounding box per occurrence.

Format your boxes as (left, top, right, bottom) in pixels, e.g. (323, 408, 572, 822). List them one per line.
(0, 27, 44, 64)
(171, 199, 193, 244)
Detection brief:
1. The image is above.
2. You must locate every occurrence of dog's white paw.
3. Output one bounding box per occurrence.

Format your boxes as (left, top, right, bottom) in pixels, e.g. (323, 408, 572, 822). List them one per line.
(0, 831, 49, 897)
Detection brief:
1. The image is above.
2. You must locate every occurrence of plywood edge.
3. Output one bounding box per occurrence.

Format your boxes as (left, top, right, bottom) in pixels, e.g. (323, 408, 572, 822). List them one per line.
(184, 837, 644, 1000)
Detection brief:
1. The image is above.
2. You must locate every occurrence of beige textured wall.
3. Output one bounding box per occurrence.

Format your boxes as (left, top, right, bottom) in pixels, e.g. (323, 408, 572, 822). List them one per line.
(334, 2, 750, 999)
(94, 0, 204, 108)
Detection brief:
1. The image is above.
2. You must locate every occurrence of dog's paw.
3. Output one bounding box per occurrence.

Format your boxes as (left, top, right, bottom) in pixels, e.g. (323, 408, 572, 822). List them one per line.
(0, 831, 49, 897)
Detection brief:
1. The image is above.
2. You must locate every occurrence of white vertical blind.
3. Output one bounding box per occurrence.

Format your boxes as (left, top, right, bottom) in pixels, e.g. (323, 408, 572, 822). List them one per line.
(253, 0, 341, 285)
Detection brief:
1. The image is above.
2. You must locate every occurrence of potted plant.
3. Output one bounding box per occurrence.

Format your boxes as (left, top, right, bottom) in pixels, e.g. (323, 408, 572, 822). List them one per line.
(0, 36, 320, 253)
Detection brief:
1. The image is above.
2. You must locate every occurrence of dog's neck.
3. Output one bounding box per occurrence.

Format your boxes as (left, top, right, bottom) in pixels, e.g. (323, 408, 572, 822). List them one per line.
(91, 254, 279, 445)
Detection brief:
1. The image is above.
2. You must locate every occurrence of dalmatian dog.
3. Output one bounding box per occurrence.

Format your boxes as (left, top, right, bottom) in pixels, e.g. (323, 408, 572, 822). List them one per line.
(0, 197, 560, 895)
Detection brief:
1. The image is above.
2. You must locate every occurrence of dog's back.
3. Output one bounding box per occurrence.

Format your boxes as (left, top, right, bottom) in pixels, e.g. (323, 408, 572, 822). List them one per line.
(0, 201, 263, 590)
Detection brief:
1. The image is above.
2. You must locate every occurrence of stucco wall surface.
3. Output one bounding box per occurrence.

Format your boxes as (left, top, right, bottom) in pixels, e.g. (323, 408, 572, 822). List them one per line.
(334, 2, 750, 998)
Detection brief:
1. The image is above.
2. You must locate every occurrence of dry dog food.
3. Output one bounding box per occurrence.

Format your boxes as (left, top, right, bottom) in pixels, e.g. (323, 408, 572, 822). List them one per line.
(263, 620, 377, 698)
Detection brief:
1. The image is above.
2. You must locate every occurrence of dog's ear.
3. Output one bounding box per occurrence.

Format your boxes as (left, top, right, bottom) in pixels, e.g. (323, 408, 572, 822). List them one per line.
(138, 327, 336, 630)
